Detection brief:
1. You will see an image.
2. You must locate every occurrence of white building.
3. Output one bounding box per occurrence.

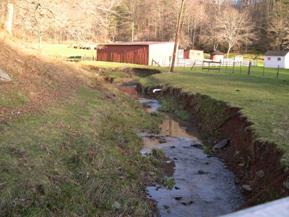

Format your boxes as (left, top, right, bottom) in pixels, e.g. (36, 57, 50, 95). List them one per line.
(264, 51, 289, 69)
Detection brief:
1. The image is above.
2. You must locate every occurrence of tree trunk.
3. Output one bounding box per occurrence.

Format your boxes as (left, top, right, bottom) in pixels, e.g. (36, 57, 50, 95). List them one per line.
(5, 3, 14, 34)
(227, 45, 232, 58)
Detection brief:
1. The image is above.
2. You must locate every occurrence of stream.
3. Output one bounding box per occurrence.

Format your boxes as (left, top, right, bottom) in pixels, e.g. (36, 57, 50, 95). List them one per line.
(140, 98, 243, 217)
(120, 84, 244, 217)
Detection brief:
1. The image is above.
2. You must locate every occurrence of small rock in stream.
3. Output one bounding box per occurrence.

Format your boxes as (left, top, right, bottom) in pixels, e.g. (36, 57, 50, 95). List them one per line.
(181, 201, 194, 206)
(163, 205, 170, 210)
(191, 143, 203, 149)
(242, 185, 253, 192)
(170, 146, 176, 149)
(175, 197, 183, 201)
(213, 139, 230, 151)
(159, 137, 167, 144)
(174, 186, 180, 190)
(198, 170, 209, 175)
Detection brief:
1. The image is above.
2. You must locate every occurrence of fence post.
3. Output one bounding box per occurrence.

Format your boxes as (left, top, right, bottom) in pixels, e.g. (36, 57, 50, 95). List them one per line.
(248, 61, 252, 75)
(233, 62, 235, 73)
(263, 65, 265, 77)
(202, 61, 204, 72)
(277, 65, 280, 80)
(239, 62, 242, 74)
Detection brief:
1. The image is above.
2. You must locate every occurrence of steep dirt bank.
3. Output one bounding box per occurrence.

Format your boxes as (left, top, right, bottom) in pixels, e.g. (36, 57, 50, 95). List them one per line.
(138, 84, 289, 207)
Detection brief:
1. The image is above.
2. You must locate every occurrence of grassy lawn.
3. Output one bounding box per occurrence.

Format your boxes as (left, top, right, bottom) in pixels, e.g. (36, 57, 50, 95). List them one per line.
(28, 43, 96, 59)
(80, 61, 149, 69)
(140, 69, 289, 166)
(191, 66, 289, 81)
(229, 53, 264, 66)
(0, 85, 163, 217)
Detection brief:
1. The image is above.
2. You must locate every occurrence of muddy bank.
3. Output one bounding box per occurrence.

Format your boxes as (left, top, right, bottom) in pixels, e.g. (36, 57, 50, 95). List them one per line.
(138, 84, 289, 206)
(139, 99, 243, 217)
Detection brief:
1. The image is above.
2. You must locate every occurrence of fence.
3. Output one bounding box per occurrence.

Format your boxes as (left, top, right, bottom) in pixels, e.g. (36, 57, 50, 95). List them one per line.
(174, 58, 289, 81)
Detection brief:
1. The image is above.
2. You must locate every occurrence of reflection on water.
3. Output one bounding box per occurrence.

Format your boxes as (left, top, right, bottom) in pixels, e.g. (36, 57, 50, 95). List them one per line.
(160, 118, 194, 139)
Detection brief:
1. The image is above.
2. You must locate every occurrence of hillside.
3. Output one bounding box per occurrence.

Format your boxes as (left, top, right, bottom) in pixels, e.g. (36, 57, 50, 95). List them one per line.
(0, 37, 85, 122)
(0, 37, 162, 217)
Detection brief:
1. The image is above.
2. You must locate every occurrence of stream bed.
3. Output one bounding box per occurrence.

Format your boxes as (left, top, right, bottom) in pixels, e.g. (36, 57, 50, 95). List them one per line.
(139, 98, 244, 217)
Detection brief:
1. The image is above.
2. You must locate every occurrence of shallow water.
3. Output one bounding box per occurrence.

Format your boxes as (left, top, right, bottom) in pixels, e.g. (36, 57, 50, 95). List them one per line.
(139, 98, 244, 217)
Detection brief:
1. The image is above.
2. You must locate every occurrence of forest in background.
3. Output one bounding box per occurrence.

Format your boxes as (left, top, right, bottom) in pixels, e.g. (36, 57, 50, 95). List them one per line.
(0, 0, 289, 54)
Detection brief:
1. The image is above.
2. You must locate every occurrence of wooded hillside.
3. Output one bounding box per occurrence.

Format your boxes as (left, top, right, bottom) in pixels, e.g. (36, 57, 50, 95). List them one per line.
(0, 0, 289, 53)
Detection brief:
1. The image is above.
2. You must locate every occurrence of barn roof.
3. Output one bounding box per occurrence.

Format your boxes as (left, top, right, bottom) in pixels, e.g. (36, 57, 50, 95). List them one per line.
(97, 41, 174, 47)
(265, 50, 289, 56)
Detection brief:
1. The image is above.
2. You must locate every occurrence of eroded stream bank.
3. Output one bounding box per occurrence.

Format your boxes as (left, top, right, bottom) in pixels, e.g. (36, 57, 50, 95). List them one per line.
(118, 83, 244, 217)
(137, 84, 289, 207)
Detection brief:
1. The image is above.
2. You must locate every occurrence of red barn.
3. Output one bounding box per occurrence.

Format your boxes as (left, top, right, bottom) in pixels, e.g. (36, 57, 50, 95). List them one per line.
(96, 42, 174, 66)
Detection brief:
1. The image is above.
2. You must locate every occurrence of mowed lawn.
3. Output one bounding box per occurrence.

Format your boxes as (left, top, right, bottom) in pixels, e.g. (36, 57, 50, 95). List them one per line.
(27, 43, 96, 59)
(141, 70, 289, 165)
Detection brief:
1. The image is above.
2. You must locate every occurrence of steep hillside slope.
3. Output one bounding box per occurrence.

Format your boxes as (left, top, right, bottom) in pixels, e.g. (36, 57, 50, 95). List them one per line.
(0, 37, 162, 217)
(0, 37, 83, 121)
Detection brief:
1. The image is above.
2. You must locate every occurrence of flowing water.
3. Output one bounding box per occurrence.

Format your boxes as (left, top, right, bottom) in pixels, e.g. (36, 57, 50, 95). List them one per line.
(139, 98, 244, 217)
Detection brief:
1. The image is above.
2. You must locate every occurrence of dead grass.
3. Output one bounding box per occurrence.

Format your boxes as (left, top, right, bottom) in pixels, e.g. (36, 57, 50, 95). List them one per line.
(0, 35, 97, 122)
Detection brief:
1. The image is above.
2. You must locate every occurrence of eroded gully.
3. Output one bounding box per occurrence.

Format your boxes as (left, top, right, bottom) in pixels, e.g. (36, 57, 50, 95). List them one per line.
(119, 84, 244, 217)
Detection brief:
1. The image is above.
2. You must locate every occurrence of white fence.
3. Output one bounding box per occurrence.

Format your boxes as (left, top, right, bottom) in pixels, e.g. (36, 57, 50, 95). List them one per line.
(170, 58, 258, 68)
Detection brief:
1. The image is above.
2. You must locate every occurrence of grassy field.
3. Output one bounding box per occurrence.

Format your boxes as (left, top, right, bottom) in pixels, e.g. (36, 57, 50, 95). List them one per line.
(139, 69, 289, 166)
(190, 65, 289, 80)
(0, 85, 163, 217)
(81, 61, 143, 69)
(28, 43, 96, 59)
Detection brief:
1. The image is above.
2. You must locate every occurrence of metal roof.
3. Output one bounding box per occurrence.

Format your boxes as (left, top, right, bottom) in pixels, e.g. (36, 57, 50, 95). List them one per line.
(265, 50, 289, 56)
(97, 41, 174, 46)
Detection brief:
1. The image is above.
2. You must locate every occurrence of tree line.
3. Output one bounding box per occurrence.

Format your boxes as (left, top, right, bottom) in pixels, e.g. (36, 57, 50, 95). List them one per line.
(0, 0, 289, 54)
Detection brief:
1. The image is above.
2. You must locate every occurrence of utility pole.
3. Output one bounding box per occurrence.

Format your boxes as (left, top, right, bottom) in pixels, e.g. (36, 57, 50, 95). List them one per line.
(170, 0, 186, 72)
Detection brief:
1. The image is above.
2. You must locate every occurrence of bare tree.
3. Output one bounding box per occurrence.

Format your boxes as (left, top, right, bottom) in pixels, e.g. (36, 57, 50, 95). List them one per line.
(266, 2, 289, 50)
(215, 7, 256, 57)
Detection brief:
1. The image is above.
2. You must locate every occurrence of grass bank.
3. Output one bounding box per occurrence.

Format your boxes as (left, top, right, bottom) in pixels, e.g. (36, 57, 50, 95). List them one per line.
(0, 39, 165, 217)
(0, 85, 163, 217)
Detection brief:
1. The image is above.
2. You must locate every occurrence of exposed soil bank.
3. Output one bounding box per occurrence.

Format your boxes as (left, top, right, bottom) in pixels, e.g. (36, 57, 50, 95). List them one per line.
(137, 84, 289, 207)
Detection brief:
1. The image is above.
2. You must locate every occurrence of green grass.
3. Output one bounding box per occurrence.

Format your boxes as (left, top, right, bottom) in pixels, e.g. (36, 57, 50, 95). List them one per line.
(228, 53, 264, 66)
(29, 43, 96, 59)
(0, 90, 28, 108)
(171, 66, 289, 81)
(80, 61, 148, 69)
(140, 70, 289, 166)
(0, 85, 163, 217)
